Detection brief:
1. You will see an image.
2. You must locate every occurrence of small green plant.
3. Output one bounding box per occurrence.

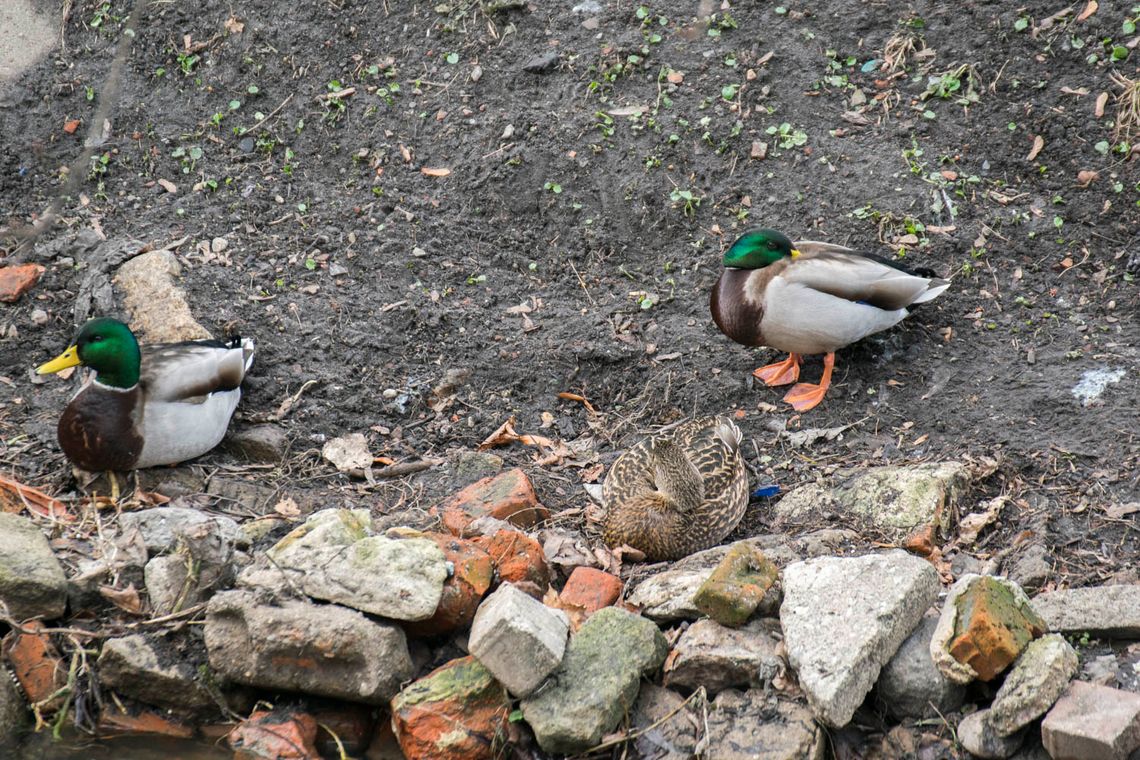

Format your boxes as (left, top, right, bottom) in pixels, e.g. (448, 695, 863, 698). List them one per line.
(669, 188, 702, 217)
(465, 273, 487, 285)
(88, 152, 110, 179)
(543, 181, 562, 194)
(1014, 16, 1030, 32)
(765, 122, 808, 149)
(177, 52, 200, 76)
(170, 145, 204, 173)
(89, 2, 113, 29)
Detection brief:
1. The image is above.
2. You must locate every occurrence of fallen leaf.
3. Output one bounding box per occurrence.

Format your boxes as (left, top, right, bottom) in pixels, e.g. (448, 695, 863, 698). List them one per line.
(156, 178, 178, 194)
(223, 15, 244, 34)
(1076, 0, 1097, 21)
(607, 105, 647, 117)
(1095, 91, 1109, 117)
(100, 584, 144, 615)
(666, 70, 684, 84)
(1076, 169, 1099, 187)
(542, 530, 600, 575)
(322, 433, 373, 472)
(0, 474, 72, 521)
(841, 111, 872, 126)
(1026, 134, 1044, 161)
(1060, 86, 1090, 96)
(958, 496, 1008, 545)
(1106, 502, 1140, 519)
(420, 167, 451, 177)
(273, 497, 302, 518)
(542, 586, 588, 632)
(757, 50, 775, 66)
(556, 391, 597, 414)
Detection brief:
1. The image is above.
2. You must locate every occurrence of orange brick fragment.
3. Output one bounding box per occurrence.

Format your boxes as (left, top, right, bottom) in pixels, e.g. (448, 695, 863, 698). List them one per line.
(0, 264, 45, 303)
(229, 709, 319, 760)
(473, 529, 550, 596)
(948, 576, 1047, 681)
(436, 468, 548, 535)
(63, 119, 81, 134)
(559, 567, 623, 615)
(404, 534, 493, 637)
(1, 621, 66, 707)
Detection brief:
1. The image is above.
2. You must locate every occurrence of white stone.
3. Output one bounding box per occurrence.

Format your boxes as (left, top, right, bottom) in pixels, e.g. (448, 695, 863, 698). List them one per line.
(469, 583, 569, 696)
(780, 550, 940, 727)
(1032, 585, 1140, 638)
(988, 633, 1078, 736)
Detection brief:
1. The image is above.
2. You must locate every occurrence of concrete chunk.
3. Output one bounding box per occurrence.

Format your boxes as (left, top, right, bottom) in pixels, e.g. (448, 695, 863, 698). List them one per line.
(663, 619, 782, 695)
(469, 583, 569, 697)
(1032, 585, 1140, 638)
(987, 633, 1077, 736)
(1041, 681, 1140, 760)
(0, 513, 67, 621)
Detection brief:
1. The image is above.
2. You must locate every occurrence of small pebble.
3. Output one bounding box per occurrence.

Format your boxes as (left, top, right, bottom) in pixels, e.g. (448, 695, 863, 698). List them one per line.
(382, 388, 398, 400)
(30, 308, 48, 326)
(211, 237, 228, 253)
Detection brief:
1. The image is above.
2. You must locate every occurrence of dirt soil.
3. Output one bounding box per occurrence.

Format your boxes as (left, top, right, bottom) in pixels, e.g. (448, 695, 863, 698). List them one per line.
(1, 0, 1138, 756)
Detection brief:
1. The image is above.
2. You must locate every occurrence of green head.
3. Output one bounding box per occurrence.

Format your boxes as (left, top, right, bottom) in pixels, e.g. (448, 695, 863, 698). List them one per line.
(37, 318, 142, 388)
(722, 228, 800, 269)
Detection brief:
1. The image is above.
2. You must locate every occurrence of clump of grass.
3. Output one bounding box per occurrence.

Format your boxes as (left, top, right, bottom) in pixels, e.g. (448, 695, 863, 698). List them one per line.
(882, 16, 927, 73)
(1111, 72, 1140, 145)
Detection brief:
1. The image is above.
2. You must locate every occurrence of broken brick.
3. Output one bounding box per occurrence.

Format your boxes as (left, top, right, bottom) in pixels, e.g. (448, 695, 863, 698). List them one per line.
(436, 468, 548, 535)
(97, 702, 195, 739)
(391, 655, 510, 760)
(0, 264, 45, 303)
(404, 534, 494, 637)
(559, 567, 622, 615)
(1, 620, 66, 707)
(948, 576, 1046, 681)
(693, 542, 779, 627)
(1041, 680, 1140, 760)
(229, 709, 319, 760)
(474, 529, 551, 596)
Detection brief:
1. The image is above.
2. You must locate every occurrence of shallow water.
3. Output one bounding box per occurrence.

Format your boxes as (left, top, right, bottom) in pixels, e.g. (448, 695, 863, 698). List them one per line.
(19, 734, 230, 760)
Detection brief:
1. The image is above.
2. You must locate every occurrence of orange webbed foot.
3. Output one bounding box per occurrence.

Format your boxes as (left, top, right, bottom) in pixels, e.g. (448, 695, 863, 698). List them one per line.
(780, 352, 835, 412)
(752, 353, 801, 387)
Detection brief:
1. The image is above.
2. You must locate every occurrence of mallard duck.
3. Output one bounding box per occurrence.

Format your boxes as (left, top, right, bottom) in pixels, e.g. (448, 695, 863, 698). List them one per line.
(36, 317, 255, 476)
(711, 228, 949, 411)
(601, 416, 749, 561)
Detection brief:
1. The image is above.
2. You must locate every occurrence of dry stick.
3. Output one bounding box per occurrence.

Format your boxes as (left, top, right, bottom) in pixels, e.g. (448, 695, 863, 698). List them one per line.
(240, 93, 295, 136)
(583, 687, 707, 754)
(4, 0, 151, 262)
(371, 459, 441, 478)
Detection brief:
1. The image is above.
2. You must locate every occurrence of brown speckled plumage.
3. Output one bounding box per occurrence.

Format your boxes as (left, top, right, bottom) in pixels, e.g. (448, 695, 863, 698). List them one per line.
(601, 416, 749, 561)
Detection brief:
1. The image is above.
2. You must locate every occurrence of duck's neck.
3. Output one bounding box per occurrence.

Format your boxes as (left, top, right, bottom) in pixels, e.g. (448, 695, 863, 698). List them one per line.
(711, 268, 767, 346)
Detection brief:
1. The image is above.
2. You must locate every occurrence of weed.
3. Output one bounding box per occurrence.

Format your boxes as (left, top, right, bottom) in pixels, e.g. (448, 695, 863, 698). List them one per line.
(170, 145, 204, 173)
(177, 52, 200, 76)
(1111, 72, 1140, 145)
(543, 181, 562, 194)
(882, 22, 926, 73)
(670, 188, 702, 217)
(921, 64, 980, 107)
(765, 122, 808, 149)
(87, 152, 111, 180)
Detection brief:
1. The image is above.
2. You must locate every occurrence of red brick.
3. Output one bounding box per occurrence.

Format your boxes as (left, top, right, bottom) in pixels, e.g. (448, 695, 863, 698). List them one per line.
(474, 529, 550, 596)
(559, 567, 623, 615)
(404, 534, 494, 637)
(0, 264, 45, 303)
(391, 655, 510, 760)
(1042, 681, 1140, 760)
(948, 576, 1046, 681)
(229, 709, 319, 760)
(435, 468, 548, 535)
(1, 620, 66, 707)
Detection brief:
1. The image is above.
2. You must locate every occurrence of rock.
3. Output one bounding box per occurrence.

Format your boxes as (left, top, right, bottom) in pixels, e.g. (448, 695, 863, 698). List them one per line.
(1041, 680, 1140, 760)
(1032, 585, 1140, 638)
(876, 616, 965, 720)
(704, 689, 824, 759)
(228, 708, 318, 759)
(117, 506, 243, 556)
(558, 566, 622, 616)
(627, 535, 800, 622)
(693, 542, 778, 627)
(97, 633, 214, 712)
(311, 703, 374, 757)
(390, 655, 509, 760)
(224, 425, 290, 463)
(473, 529, 550, 595)
(0, 263, 45, 302)
(143, 554, 196, 616)
(266, 508, 370, 563)
(1006, 544, 1051, 592)
(0, 664, 28, 754)
(206, 476, 278, 511)
(114, 250, 211, 342)
(931, 575, 1046, 684)
(0, 513, 67, 620)
(772, 461, 971, 540)
(453, 450, 503, 482)
(0, 621, 65, 707)
(780, 550, 940, 727)
(521, 607, 668, 754)
(630, 684, 698, 760)
(957, 710, 1026, 759)
(403, 534, 493, 636)
(468, 583, 569, 697)
(663, 618, 782, 694)
(436, 468, 548, 535)
(205, 590, 413, 703)
(271, 534, 448, 621)
(522, 50, 559, 73)
(988, 633, 1078, 736)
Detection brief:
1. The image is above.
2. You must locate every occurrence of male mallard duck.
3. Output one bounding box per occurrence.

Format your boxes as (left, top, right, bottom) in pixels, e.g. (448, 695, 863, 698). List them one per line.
(600, 416, 748, 561)
(36, 317, 255, 475)
(711, 228, 949, 411)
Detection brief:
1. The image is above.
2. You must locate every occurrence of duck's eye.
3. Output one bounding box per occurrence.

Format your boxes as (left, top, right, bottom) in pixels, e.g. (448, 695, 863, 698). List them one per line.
(90, 335, 103, 342)
(766, 241, 777, 251)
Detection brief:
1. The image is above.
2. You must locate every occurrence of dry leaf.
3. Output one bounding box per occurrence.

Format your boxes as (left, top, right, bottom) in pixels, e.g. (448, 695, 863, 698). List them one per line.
(1076, 169, 1099, 187)
(1095, 91, 1109, 117)
(757, 50, 775, 66)
(420, 167, 451, 177)
(1026, 134, 1044, 161)
(274, 497, 302, 518)
(666, 70, 684, 84)
(0, 474, 72, 521)
(1076, 0, 1097, 21)
(1060, 86, 1090, 96)
(1106, 502, 1140, 519)
(322, 433, 373, 472)
(100, 584, 144, 615)
(223, 15, 245, 34)
(607, 105, 648, 117)
(157, 178, 178, 194)
(958, 496, 1008, 545)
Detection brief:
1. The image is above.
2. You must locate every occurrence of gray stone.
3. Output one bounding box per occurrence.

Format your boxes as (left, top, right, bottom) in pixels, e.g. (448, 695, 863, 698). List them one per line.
(453, 450, 503, 482)
(663, 619, 782, 695)
(468, 583, 569, 697)
(521, 607, 668, 754)
(781, 550, 940, 727)
(0, 513, 67, 620)
(0, 664, 28, 754)
(957, 710, 1025, 759)
(224, 425, 290, 463)
(143, 554, 194, 616)
(265, 508, 371, 564)
(1032, 585, 1140, 638)
(0, 0, 57, 84)
(97, 633, 214, 711)
(988, 633, 1078, 736)
(117, 506, 243, 556)
(704, 689, 824, 760)
(1041, 681, 1140, 760)
(627, 535, 800, 622)
(1006, 544, 1051, 592)
(772, 461, 971, 539)
(205, 590, 413, 704)
(206, 476, 278, 511)
(877, 615, 965, 719)
(630, 684, 697, 760)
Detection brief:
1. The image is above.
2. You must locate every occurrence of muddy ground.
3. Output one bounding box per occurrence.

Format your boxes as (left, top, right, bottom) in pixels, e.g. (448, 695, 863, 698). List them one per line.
(1, 0, 1138, 755)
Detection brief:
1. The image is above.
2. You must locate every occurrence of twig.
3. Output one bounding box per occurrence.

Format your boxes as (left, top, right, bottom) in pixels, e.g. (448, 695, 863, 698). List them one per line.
(240, 93, 294, 136)
(584, 687, 706, 753)
(371, 459, 442, 478)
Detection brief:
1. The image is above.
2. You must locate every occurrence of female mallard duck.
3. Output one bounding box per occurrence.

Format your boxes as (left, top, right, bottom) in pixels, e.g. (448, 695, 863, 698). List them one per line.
(36, 317, 255, 475)
(600, 416, 748, 561)
(711, 228, 949, 411)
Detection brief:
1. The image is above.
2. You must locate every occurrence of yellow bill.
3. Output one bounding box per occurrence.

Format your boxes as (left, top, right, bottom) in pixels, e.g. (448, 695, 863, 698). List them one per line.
(37, 345, 81, 375)
(791, 248, 802, 259)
